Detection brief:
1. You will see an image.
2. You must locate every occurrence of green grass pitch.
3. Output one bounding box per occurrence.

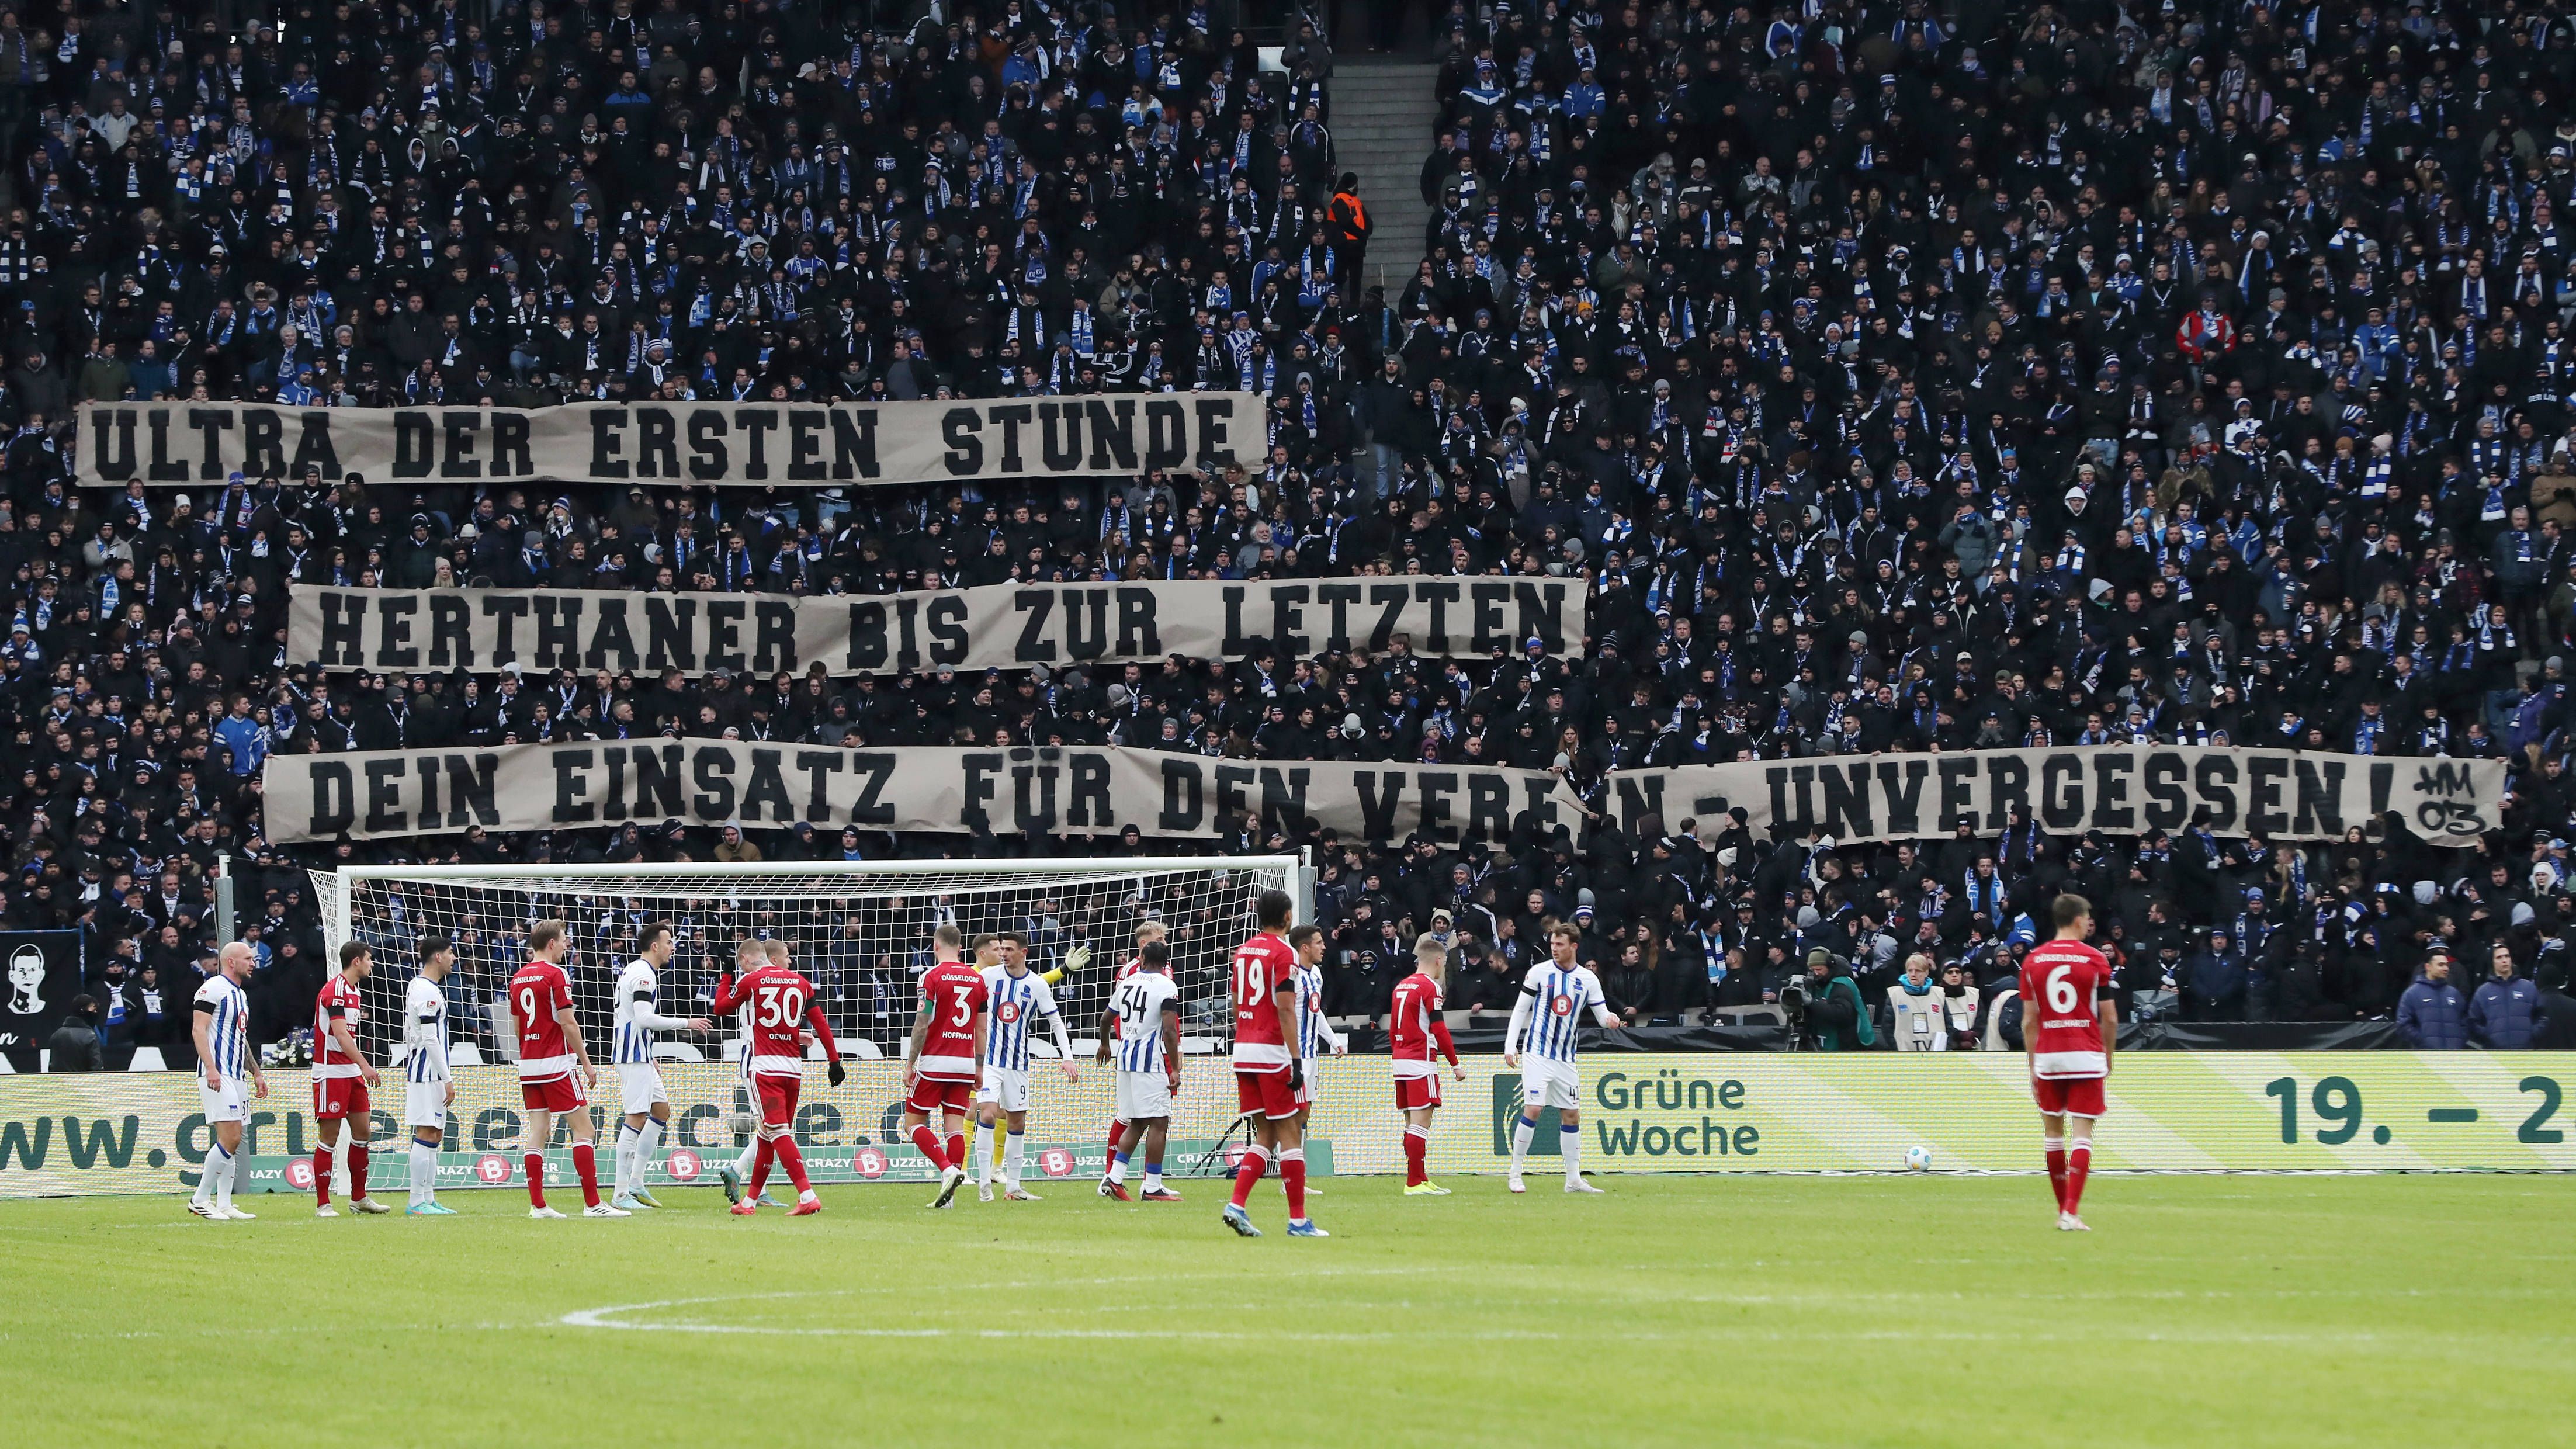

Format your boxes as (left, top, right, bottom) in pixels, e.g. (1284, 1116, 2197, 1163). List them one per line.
(0, 1174, 2565, 1447)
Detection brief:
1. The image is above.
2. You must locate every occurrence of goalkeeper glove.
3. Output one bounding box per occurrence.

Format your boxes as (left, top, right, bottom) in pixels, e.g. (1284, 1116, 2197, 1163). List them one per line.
(1287, 1058, 1305, 1093)
(827, 1059, 847, 1088)
(1065, 944, 1093, 974)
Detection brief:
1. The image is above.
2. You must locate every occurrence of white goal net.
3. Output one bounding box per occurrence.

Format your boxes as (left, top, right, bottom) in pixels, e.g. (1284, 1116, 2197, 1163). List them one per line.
(307, 858, 1340, 1184)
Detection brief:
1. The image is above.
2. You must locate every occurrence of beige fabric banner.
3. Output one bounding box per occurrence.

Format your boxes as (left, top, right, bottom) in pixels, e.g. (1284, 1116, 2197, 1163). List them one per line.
(258, 739, 2495, 848)
(287, 578, 1587, 677)
(262, 741, 1587, 845)
(1593, 748, 2508, 847)
(76, 394, 1267, 488)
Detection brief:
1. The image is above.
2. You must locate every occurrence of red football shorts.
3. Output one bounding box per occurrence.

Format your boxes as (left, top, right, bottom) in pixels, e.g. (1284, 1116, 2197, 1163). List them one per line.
(905, 1074, 973, 1116)
(1236, 1067, 1298, 1120)
(311, 1077, 370, 1121)
(519, 1074, 586, 1112)
(2031, 1075, 2106, 1118)
(1395, 1074, 1442, 1112)
(753, 1073, 801, 1127)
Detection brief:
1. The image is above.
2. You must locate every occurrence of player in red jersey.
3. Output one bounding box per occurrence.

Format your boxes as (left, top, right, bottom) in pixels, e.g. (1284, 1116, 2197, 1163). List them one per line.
(710, 938, 845, 1216)
(509, 920, 615, 1218)
(1222, 889, 1323, 1238)
(1100, 918, 1169, 1166)
(2017, 893, 2118, 1231)
(1388, 932, 1466, 1196)
(901, 924, 989, 1208)
(311, 941, 387, 1217)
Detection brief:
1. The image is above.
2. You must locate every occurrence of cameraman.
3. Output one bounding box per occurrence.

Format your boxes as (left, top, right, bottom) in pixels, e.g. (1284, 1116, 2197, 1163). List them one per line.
(1797, 949, 1876, 1052)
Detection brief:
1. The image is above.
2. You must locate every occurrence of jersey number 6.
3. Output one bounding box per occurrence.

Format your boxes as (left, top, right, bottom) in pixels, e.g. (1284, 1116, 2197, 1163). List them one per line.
(2044, 963, 2080, 1014)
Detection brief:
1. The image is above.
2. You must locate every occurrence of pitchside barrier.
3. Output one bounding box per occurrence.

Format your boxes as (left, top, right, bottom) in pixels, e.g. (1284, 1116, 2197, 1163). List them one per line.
(1, 1053, 2571, 1198)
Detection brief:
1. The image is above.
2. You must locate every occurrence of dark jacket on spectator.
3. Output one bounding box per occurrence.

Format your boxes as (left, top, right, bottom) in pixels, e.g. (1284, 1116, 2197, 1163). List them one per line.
(2470, 976, 2545, 1049)
(44, 1018, 103, 1071)
(2395, 973, 2468, 1049)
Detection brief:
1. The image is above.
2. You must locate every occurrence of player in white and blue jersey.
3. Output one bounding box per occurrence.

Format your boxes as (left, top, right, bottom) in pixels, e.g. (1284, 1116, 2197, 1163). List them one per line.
(1096, 939, 1183, 1202)
(188, 942, 268, 1221)
(403, 935, 460, 1215)
(1290, 923, 1347, 1139)
(612, 921, 712, 1211)
(1503, 923, 1621, 1195)
(972, 929, 1077, 1201)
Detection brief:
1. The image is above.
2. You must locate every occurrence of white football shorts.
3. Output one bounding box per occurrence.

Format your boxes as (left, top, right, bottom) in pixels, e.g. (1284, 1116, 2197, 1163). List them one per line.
(404, 1080, 450, 1129)
(198, 1074, 248, 1125)
(1114, 1069, 1172, 1121)
(1517, 1058, 1581, 1111)
(977, 1065, 1032, 1114)
(619, 1063, 670, 1115)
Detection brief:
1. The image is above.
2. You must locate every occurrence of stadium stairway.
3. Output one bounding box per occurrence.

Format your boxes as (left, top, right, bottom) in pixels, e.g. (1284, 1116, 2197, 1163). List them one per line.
(1327, 59, 1443, 294)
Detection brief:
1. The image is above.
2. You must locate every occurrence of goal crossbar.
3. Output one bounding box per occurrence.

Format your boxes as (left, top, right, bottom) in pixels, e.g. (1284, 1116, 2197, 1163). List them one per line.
(318, 857, 1310, 948)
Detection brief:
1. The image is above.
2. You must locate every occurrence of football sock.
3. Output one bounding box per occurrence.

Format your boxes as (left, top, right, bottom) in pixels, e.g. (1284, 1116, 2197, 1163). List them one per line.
(775, 1136, 812, 1194)
(734, 1138, 759, 1178)
(2066, 1135, 2092, 1215)
(637, 1117, 664, 1188)
(909, 1124, 950, 1171)
(1003, 1131, 1024, 1189)
(192, 1146, 216, 1207)
(970, 1122, 990, 1185)
(612, 1123, 634, 1195)
(1403, 1125, 1429, 1185)
(2044, 1134, 2068, 1211)
(1107, 1151, 1129, 1184)
(348, 1142, 370, 1201)
(213, 1143, 236, 1212)
(1229, 1143, 1269, 1209)
(1561, 1121, 1583, 1184)
(1281, 1148, 1308, 1220)
(1143, 1163, 1163, 1191)
(573, 1141, 602, 1208)
(748, 1136, 776, 1197)
(1107, 1121, 1127, 1159)
(1510, 1111, 1537, 1174)
(409, 1139, 438, 1207)
(524, 1151, 547, 1208)
(313, 1145, 334, 1207)
(947, 1132, 966, 1173)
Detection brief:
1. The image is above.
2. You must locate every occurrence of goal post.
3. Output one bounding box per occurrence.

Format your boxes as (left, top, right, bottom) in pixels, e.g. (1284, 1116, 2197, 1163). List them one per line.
(303, 857, 1365, 1190)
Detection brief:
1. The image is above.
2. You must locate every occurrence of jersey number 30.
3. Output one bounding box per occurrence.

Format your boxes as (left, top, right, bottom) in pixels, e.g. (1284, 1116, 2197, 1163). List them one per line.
(754, 985, 807, 1028)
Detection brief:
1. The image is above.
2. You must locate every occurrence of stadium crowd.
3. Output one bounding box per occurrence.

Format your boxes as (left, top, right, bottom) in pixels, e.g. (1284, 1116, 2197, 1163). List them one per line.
(4, 0, 2575, 1071)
